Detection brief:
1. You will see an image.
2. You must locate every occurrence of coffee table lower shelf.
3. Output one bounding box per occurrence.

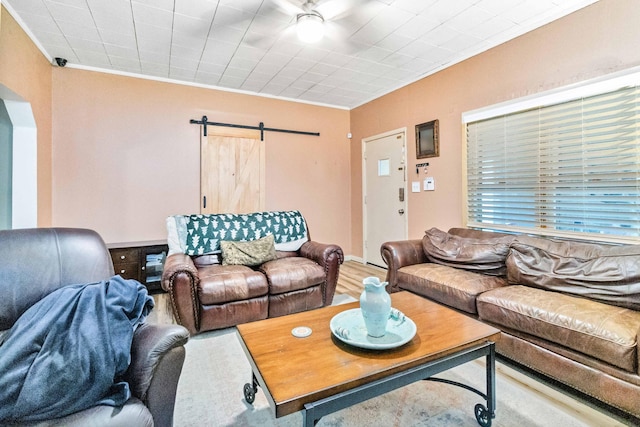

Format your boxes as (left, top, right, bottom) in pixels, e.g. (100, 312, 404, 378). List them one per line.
(243, 340, 496, 427)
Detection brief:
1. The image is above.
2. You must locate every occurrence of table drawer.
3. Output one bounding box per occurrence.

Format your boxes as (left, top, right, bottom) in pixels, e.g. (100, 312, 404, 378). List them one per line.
(113, 262, 139, 280)
(110, 248, 139, 265)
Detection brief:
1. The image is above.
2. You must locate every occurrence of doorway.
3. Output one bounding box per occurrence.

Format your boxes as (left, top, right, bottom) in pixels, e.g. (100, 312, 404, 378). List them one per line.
(0, 100, 12, 229)
(363, 128, 407, 267)
(0, 84, 37, 230)
(200, 126, 265, 214)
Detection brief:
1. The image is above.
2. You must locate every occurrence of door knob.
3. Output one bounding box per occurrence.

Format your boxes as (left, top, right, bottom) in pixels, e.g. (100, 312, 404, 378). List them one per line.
(398, 209, 405, 215)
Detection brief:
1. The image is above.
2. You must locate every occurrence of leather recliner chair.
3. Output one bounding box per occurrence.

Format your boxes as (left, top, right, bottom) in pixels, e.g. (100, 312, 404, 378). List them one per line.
(0, 227, 189, 427)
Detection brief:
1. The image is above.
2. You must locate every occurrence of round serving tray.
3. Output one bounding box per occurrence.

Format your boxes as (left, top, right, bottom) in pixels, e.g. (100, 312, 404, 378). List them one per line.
(330, 308, 416, 350)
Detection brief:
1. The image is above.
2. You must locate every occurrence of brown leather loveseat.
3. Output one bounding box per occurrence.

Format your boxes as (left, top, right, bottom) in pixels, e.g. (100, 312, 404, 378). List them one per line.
(0, 227, 189, 427)
(382, 227, 640, 421)
(162, 211, 344, 335)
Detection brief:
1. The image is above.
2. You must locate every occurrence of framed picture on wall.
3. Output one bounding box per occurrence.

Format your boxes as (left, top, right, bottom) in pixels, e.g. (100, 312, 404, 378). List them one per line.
(415, 119, 439, 158)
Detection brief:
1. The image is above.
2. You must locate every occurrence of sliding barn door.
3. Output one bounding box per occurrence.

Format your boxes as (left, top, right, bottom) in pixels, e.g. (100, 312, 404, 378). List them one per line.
(200, 126, 265, 214)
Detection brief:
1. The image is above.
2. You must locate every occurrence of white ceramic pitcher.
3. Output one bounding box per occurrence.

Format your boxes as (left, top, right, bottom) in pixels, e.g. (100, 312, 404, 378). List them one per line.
(360, 276, 391, 337)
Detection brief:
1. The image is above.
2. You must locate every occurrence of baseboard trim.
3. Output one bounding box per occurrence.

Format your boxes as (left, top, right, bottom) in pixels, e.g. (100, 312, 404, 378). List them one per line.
(344, 255, 364, 263)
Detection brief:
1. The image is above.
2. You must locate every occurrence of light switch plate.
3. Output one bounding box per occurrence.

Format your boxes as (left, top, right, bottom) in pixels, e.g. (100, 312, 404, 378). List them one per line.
(412, 181, 421, 193)
(424, 177, 435, 191)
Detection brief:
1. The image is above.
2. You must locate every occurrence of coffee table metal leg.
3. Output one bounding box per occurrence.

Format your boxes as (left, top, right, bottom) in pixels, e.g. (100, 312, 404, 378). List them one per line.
(473, 342, 496, 427)
(243, 373, 259, 404)
(422, 342, 496, 427)
(303, 406, 317, 427)
(487, 343, 496, 421)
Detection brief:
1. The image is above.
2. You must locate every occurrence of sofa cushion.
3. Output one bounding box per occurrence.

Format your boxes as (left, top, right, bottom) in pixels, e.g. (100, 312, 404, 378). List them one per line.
(507, 236, 640, 310)
(477, 285, 640, 372)
(193, 253, 221, 267)
(197, 265, 268, 305)
(422, 227, 514, 276)
(448, 228, 512, 240)
(268, 286, 324, 318)
(221, 234, 277, 266)
(200, 296, 268, 331)
(397, 263, 508, 314)
(260, 257, 325, 295)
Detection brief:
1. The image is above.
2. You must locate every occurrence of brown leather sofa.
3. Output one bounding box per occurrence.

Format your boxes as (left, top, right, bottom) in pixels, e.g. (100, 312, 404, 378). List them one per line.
(382, 227, 640, 420)
(0, 227, 189, 427)
(162, 213, 344, 335)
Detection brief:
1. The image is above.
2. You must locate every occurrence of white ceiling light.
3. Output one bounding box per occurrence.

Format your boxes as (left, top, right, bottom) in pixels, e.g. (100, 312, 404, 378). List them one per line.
(296, 11, 324, 43)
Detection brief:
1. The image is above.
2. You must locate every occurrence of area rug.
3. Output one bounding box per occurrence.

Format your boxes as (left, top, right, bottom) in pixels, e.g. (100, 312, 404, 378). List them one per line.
(172, 297, 622, 427)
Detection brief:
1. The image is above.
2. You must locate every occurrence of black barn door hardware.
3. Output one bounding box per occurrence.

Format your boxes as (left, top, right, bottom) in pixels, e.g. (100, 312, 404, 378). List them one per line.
(190, 116, 320, 141)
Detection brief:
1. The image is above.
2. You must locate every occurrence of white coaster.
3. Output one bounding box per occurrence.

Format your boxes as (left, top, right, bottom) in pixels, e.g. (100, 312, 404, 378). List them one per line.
(291, 326, 312, 338)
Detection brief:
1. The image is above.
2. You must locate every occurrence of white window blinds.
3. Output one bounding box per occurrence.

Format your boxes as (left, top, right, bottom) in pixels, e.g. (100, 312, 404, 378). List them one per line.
(466, 85, 640, 243)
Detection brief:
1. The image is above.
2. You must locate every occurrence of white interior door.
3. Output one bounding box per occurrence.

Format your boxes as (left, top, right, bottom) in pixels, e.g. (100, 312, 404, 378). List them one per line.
(364, 130, 407, 267)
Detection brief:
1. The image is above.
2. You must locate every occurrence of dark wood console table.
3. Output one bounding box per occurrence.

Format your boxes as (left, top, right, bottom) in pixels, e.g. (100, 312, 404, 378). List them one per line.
(107, 240, 168, 293)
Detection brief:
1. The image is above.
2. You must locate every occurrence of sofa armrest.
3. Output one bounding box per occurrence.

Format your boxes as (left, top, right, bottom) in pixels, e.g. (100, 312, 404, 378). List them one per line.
(381, 239, 428, 293)
(161, 253, 200, 335)
(127, 323, 189, 427)
(300, 241, 344, 306)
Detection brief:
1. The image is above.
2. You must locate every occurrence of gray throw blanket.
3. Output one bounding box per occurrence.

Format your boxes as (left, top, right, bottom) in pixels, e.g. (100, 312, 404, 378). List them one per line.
(0, 276, 154, 422)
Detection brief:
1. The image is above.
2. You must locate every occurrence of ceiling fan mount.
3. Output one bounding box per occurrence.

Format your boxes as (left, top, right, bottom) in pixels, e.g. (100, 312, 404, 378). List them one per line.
(259, 0, 375, 47)
(296, 1, 325, 43)
(299, 0, 321, 14)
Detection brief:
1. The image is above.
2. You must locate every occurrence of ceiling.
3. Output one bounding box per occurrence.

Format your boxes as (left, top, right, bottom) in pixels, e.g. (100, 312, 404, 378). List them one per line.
(4, 0, 598, 109)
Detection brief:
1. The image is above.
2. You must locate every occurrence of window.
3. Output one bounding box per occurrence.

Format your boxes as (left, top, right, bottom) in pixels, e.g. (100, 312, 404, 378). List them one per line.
(464, 70, 640, 244)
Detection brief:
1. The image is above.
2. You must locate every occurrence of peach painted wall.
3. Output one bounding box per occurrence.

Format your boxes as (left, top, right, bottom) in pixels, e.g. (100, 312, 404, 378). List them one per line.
(0, 5, 52, 226)
(51, 69, 351, 248)
(349, 0, 640, 258)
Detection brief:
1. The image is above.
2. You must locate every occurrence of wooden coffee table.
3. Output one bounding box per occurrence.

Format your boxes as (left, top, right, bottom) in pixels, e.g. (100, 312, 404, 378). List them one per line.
(237, 291, 500, 427)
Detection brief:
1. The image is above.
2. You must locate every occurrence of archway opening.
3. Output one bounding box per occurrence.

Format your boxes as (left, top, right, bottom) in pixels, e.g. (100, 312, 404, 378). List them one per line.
(0, 84, 37, 229)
